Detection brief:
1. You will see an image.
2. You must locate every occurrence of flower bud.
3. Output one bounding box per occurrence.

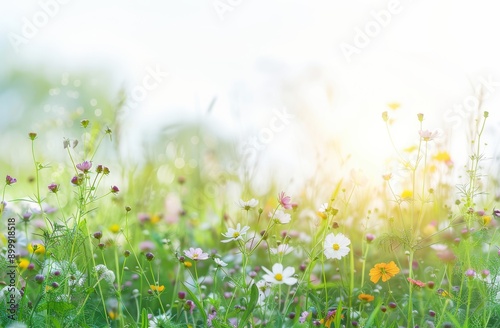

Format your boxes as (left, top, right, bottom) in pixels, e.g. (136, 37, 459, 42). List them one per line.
(35, 274, 45, 284)
(465, 269, 475, 279)
(48, 183, 59, 193)
(81, 119, 90, 128)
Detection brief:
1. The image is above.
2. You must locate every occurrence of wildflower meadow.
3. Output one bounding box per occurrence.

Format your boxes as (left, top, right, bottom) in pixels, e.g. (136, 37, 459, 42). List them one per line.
(1, 108, 500, 328)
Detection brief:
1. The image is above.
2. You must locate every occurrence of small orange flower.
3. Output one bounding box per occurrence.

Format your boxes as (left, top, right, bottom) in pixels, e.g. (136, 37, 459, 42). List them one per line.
(320, 308, 343, 328)
(358, 293, 375, 302)
(150, 284, 165, 292)
(369, 261, 400, 283)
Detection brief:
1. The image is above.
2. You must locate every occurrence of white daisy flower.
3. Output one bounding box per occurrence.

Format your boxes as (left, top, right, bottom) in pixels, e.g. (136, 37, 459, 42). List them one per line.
(323, 233, 351, 260)
(318, 203, 328, 213)
(270, 244, 294, 256)
(255, 279, 272, 305)
(270, 210, 291, 224)
(238, 198, 259, 210)
(214, 258, 228, 267)
(262, 263, 297, 285)
(221, 223, 250, 243)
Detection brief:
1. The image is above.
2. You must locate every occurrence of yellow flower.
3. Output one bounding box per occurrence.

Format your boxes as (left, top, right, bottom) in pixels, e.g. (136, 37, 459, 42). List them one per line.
(109, 224, 120, 234)
(400, 190, 413, 200)
(108, 310, 118, 320)
(150, 285, 165, 292)
(28, 243, 46, 255)
(18, 258, 30, 270)
(369, 261, 400, 283)
(320, 308, 342, 328)
(434, 151, 451, 162)
(150, 214, 161, 224)
(184, 261, 192, 268)
(387, 102, 400, 110)
(482, 215, 492, 226)
(317, 211, 327, 220)
(358, 293, 375, 302)
(437, 289, 450, 298)
(404, 145, 417, 153)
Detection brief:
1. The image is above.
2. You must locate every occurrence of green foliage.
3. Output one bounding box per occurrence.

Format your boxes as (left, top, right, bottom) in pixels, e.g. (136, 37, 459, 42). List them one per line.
(0, 100, 499, 328)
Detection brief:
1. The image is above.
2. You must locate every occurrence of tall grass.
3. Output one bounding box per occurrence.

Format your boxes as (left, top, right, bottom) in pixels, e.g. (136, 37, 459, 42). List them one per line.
(0, 109, 499, 328)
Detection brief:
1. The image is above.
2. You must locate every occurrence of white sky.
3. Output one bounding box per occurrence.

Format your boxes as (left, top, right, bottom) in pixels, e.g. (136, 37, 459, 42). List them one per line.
(1, 0, 500, 191)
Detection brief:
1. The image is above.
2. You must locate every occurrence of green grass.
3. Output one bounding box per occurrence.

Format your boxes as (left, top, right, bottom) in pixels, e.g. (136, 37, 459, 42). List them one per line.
(1, 110, 499, 328)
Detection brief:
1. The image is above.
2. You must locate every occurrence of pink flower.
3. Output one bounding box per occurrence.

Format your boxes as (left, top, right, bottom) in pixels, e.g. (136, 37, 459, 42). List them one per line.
(299, 311, 309, 323)
(139, 241, 156, 252)
(465, 269, 476, 278)
(71, 175, 84, 186)
(184, 247, 209, 261)
(137, 213, 151, 224)
(278, 191, 292, 209)
(5, 175, 17, 185)
(76, 161, 92, 173)
(186, 300, 195, 314)
(47, 183, 59, 193)
(418, 129, 439, 142)
(407, 277, 426, 287)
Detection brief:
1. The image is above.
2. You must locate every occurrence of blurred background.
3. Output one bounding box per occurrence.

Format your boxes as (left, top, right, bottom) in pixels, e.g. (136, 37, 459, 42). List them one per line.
(1, 0, 500, 201)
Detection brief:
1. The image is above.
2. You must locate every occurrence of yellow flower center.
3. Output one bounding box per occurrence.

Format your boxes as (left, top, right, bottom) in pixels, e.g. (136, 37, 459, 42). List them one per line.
(275, 273, 283, 281)
(233, 232, 240, 238)
(332, 243, 340, 251)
